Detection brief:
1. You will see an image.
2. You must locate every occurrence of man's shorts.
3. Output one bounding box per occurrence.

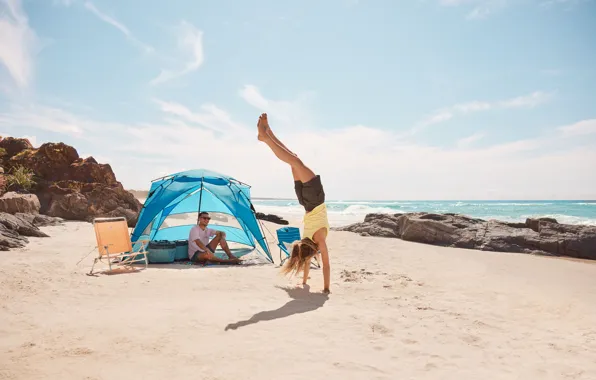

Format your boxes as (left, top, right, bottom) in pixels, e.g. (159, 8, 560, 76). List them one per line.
(294, 175, 325, 212)
(191, 246, 215, 262)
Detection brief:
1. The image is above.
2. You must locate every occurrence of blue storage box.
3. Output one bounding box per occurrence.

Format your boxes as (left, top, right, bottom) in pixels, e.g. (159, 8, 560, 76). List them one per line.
(147, 240, 176, 263)
(174, 240, 189, 261)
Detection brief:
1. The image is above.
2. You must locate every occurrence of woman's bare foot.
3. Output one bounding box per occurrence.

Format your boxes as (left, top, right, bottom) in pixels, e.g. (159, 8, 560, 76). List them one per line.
(257, 113, 270, 141)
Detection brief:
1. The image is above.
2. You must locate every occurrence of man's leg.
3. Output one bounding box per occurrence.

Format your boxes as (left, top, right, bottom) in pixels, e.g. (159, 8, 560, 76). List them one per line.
(207, 233, 238, 260)
(257, 113, 316, 183)
(191, 250, 239, 265)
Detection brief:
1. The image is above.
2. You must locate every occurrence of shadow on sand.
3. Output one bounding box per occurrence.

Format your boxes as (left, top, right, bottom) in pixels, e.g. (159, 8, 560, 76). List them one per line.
(224, 285, 329, 331)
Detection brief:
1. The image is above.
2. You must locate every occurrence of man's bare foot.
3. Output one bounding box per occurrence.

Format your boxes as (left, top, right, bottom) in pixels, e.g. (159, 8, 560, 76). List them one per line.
(257, 113, 270, 141)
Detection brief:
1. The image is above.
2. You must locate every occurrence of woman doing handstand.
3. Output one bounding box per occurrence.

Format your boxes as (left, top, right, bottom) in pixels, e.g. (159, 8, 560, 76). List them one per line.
(257, 113, 331, 294)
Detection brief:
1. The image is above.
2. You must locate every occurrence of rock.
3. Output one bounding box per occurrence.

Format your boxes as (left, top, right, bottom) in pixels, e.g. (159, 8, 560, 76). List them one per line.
(1, 137, 142, 227)
(0, 192, 41, 214)
(15, 213, 64, 227)
(0, 212, 49, 238)
(0, 223, 28, 250)
(334, 212, 596, 260)
(8, 142, 78, 182)
(0, 212, 51, 250)
(67, 156, 117, 185)
(255, 212, 289, 225)
(0, 137, 33, 159)
(42, 182, 141, 227)
(0, 174, 5, 197)
(525, 217, 558, 233)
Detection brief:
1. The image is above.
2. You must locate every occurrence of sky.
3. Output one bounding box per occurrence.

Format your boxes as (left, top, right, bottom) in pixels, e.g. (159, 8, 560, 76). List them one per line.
(1, 0, 595, 200)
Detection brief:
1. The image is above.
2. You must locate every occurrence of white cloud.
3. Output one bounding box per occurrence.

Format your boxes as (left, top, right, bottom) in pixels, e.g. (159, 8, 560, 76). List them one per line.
(416, 91, 553, 131)
(557, 119, 596, 137)
(456, 132, 485, 147)
(498, 91, 553, 108)
(239, 84, 315, 128)
(152, 99, 249, 135)
(83, 1, 153, 54)
(4, 92, 595, 200)
(0, 0, 39, 89)
(0, 103, 85, 136)
(150, 21, 204, 85)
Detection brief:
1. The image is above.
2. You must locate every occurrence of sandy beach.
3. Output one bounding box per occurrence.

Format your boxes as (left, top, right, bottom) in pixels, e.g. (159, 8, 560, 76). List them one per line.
(1, 212, 595, 380)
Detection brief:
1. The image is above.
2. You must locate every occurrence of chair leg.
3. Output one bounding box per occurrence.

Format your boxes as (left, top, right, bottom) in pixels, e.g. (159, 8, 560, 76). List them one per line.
(89, 257, 98, 275)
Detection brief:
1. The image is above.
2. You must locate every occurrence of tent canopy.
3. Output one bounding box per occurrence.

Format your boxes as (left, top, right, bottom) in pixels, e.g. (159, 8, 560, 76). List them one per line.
(130, 169, 272, 262)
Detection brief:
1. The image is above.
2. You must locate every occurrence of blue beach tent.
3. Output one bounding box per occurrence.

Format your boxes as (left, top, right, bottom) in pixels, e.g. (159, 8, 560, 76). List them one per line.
(130, 169, 273, 263)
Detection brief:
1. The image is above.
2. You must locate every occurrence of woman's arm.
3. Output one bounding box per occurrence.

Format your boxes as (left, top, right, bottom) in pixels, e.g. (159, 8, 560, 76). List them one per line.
(318, 238, 331, 293)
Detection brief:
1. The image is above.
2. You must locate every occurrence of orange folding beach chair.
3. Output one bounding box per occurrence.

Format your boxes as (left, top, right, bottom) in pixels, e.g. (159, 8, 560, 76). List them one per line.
(89, 217, 149, 275)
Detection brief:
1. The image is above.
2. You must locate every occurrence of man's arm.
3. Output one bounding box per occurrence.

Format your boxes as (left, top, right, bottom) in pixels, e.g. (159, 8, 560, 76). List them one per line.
(193, 239, 211, 253)
(211, 229, 226, 239)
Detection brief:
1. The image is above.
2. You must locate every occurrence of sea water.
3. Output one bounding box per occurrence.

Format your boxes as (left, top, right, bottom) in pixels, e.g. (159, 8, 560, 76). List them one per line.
(251, 199, 596, 227)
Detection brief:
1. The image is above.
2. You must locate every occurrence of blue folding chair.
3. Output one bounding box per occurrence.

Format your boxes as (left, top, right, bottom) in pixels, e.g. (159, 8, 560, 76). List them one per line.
(276, 227, 320, 268)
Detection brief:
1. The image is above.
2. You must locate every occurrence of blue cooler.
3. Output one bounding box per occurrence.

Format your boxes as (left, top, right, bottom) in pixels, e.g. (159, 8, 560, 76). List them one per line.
(147, 240, 176, 263)
(175, 240, 189, 261)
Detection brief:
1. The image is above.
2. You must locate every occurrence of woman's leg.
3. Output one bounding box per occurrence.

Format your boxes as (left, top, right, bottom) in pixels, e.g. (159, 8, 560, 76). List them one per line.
(257, 113, 315, 183)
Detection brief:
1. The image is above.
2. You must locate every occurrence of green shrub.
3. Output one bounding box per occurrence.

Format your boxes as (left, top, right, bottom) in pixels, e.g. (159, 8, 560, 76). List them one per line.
(6, 166, 36, 192)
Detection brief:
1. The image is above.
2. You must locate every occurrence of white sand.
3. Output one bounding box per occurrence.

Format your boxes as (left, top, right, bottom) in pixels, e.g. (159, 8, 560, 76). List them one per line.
(1, 216, 596, 380)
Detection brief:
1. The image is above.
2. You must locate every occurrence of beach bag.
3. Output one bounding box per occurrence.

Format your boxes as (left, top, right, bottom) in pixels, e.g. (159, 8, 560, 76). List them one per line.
(147, 240, 176, 263)
(174, 240, 189, 261)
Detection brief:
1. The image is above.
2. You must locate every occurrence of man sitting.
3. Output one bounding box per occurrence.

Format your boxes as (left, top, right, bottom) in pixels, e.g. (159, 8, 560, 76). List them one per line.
(188, 212, 241, 264)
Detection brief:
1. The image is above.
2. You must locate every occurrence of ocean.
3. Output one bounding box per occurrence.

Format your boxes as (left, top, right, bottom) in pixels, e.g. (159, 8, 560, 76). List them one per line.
(251, 199, 596, 227)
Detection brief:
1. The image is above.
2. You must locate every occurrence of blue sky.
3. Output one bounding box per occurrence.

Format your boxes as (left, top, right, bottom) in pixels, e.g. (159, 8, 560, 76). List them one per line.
(1, 0, 595, 200)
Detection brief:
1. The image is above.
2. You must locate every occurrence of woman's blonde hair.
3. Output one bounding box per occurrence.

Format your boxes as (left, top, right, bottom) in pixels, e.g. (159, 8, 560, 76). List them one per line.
(280, 237, 318, 276)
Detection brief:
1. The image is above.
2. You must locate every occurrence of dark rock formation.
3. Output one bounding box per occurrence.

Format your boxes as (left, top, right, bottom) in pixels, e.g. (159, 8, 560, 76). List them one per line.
(0, 192, 41, 214)
(0, 212, 53, 251)
(0, 137, 141, 227)
(256, 212, 289, 225)
(333, 213, 596, 260)
(0, 137, 33, 160)
(15, 213, 64, 227)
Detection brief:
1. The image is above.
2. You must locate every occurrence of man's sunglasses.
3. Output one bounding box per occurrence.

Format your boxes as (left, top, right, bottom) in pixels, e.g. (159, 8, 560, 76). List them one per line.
(200, 216, 211, 220)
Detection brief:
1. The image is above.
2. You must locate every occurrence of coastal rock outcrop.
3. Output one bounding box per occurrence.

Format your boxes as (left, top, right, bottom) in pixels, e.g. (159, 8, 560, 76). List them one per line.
(333, 213, 596, 260)
(0, 192, 40, 214)
(0, 212, 54, 251)
(0, 137, 141, 227)
(256, 212, 289, 225)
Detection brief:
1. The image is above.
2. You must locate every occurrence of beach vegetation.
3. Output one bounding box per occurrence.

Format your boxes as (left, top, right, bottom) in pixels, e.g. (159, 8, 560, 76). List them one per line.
(5, 166, 36, 192)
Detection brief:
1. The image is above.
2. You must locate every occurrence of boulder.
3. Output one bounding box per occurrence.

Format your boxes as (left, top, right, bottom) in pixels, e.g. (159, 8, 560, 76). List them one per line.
(15, 213, 64, 227)
(0, 192, 41, 214)
(0, 137, 33, 159)
(1, 138, 142, 227)
(333, 212, 596, 260)
(8, 142, 78, 182)
(0, 223, 28, 250)
(67, 156, 117, 185)
(0, 212, 50, 251)
(42, 181, 141, 227)
(0, 212, 49, 238)
(255, 212, 289, 225)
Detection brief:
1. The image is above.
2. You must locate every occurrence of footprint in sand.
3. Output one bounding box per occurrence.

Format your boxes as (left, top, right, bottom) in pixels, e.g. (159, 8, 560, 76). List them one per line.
(340, 269, 374, 282)
(460, 334, 484, 347)
(65, 347, 94, 356)
(370, 323, 392, 337)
